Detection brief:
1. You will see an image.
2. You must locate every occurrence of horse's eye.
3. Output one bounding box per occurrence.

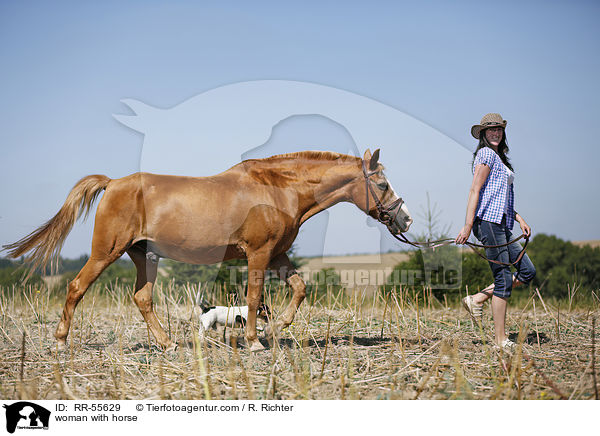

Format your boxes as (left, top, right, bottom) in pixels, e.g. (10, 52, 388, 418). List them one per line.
(377, 182, 388, 190)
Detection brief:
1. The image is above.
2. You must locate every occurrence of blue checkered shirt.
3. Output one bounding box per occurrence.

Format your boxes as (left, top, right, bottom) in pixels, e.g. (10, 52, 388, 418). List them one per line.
(472, 147, 515, 229)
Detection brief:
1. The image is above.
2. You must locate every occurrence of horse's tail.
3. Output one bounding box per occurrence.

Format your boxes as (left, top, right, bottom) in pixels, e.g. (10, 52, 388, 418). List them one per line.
(3, 175, 111, 280)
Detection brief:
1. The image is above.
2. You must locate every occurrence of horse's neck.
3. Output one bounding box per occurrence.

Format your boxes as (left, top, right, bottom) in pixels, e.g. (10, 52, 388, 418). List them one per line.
(235, 157, 362, 224)
(296, 162, 361, 225)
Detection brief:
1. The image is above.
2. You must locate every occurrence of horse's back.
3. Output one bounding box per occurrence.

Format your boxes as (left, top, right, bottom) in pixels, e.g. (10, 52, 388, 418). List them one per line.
(95, 171, 288, 263)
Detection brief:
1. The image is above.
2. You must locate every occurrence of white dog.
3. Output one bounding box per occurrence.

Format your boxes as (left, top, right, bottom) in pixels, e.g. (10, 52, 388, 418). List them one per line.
(196, 295, 271, 340)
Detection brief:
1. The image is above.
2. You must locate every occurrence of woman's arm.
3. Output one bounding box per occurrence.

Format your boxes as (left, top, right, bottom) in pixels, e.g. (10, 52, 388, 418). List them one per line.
(515, 212, 531, 237)
(455, 164, 490, 244)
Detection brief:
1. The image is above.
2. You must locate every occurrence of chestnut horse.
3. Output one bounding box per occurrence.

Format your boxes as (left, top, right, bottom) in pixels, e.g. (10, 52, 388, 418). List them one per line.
(4, 149, 412, 352)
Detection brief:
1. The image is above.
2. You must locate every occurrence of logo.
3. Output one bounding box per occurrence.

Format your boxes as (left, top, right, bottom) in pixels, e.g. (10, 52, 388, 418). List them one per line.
(3, 402, 50, 434)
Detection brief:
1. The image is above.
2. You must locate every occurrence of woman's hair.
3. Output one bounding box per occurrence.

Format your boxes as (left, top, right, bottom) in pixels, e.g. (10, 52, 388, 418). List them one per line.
(472, 128, 514, 172)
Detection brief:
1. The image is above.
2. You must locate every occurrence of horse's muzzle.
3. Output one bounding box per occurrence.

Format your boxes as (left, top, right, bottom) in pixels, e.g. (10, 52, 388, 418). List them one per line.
(390, 215, 412, 234)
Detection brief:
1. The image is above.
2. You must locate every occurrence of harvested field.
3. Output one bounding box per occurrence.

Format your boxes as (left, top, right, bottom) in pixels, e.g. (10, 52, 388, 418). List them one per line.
(0, 284, 598, 400)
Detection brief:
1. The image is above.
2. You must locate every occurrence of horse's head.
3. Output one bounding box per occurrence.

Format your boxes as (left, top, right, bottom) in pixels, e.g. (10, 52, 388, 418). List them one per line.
(361, 149, 413, 234)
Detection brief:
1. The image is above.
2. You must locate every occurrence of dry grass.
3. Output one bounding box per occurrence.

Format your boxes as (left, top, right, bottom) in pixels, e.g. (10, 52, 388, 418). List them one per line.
(0, 283, 598, 400)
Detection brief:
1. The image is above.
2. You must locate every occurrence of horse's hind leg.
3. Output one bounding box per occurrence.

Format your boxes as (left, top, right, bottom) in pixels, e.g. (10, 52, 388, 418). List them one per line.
(128, 247, 174, 350)
(265, 253, 306, 338)
(54, 254, 120, 348)
(245, 251, 273, 352)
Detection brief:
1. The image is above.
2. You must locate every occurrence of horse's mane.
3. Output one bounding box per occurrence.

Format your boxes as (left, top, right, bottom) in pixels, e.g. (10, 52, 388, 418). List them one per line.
(238, 151, 361, 187)
(258, 150, 383, 169)
(246, 151, 360, 163)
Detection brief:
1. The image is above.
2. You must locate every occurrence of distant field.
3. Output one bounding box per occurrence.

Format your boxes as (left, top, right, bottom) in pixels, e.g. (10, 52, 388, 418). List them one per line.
(298, 251, 410, 288)
(1, 284, 598, 400)
(572, 240, 600, 249)
(300, 251, 410, 270)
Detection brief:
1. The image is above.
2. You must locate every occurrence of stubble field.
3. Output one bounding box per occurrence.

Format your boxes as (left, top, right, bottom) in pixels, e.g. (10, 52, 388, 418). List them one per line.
(0, 283, 598, 400)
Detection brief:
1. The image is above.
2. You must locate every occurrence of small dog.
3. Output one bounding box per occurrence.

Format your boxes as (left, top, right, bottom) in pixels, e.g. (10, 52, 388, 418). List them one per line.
(196, 295, 271, 340)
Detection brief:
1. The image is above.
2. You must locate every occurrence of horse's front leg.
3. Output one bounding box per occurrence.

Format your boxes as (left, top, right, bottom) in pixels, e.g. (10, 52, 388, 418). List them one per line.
(265, 253, 306, 339)
(245, 252, 270, 352)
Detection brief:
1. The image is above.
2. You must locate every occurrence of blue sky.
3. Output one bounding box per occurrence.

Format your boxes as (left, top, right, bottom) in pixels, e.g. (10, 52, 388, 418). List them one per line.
(1, 1, 599, 259)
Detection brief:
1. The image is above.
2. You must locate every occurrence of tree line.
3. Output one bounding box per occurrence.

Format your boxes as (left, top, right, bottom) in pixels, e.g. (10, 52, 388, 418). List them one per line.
(387, 233, 599, 300)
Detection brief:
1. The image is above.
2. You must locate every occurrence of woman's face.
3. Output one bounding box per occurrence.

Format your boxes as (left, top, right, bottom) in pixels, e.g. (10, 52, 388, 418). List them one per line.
(485, 127, 504, 147)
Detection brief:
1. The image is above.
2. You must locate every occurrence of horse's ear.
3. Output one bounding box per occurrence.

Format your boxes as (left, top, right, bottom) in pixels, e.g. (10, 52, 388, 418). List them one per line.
(363, 149, 372, 162)
(369, 148, 380, 171)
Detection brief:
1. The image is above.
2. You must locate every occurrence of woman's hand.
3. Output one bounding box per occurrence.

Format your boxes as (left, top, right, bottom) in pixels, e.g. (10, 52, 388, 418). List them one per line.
(519, 220, 531, 238)
(515, 213, 532, 238)
(455, 225, 472, 245)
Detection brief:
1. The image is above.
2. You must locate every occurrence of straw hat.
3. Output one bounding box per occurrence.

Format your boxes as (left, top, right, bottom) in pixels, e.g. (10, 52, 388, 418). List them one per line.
(471, 113, 507, 139)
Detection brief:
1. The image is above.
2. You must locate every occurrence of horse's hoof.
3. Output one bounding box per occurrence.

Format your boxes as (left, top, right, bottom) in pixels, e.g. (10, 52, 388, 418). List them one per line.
(249, 341, 265, 352)
(55, 340, 67, 352)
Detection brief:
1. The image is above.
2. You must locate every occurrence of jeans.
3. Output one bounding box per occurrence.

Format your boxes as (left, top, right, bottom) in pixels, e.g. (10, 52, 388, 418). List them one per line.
(472, 216, 536, 298)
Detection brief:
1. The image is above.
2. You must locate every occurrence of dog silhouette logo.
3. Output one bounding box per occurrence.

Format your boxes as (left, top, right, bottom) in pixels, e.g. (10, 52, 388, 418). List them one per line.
(3, 402, 50, 433)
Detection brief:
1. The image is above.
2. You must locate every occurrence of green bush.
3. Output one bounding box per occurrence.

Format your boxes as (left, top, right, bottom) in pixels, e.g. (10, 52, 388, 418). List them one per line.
(460, 251, 494, 292)
(0, 258, 45, 288)
(160, 258, 247, 289)
(40, 254, 90, 275)
(526, 234, 600, 298)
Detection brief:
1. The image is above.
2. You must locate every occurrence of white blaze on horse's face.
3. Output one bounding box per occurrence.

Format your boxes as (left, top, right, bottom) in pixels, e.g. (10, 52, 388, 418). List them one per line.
(379, 172, 413, 233)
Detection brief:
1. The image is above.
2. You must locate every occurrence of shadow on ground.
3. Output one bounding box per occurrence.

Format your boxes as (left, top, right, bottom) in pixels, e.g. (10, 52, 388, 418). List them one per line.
(509, 331, 551, 345)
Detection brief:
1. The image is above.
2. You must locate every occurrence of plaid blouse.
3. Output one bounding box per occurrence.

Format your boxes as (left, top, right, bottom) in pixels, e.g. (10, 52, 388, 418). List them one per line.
(472, 147, 515, 229)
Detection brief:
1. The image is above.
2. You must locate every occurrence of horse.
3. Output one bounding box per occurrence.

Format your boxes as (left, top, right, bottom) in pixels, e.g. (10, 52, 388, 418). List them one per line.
(4, 149, 412, 352)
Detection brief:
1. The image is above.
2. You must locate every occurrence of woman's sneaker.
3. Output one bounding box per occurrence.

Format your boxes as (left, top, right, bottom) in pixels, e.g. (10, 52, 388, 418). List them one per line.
(462, 295, 483, 321)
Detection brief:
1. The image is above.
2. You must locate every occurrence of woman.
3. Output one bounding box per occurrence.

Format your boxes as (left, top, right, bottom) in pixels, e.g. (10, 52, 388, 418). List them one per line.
(455, 113, 536, 350)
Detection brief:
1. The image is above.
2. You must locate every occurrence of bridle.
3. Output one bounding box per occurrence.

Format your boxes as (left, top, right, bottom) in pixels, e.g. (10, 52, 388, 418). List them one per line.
(362, 159, 424, 249)
(362, 159, 404, 230)
(361, 159, 529, 267)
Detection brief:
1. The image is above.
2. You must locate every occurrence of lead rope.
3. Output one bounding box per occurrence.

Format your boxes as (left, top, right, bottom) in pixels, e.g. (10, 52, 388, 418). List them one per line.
(389, 230, 530, 267)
